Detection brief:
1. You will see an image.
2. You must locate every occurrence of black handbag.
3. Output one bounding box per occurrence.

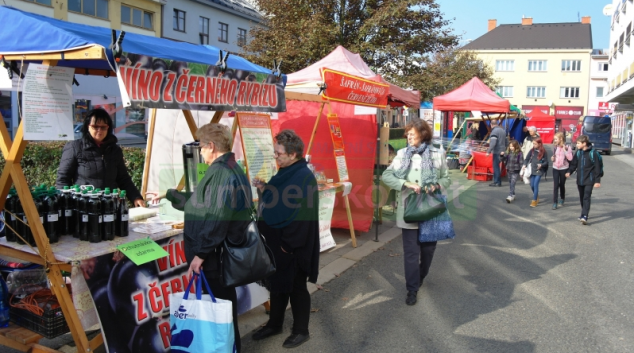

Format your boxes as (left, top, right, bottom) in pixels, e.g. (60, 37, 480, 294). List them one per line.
(221, 171, 276, 288)
(403, 189, 447, 223)
(221, 217, 276, 287)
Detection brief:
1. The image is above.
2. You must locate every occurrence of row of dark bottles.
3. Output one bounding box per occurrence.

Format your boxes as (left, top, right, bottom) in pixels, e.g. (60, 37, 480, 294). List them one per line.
(4, 185, 129, 245)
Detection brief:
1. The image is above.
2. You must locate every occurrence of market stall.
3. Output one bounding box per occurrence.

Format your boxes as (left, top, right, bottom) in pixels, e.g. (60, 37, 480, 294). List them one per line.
(280, 46, 420, 234)
(433, 77, 511, 176)
(0, 6, 285, 353)
(525, 109, 556, 144)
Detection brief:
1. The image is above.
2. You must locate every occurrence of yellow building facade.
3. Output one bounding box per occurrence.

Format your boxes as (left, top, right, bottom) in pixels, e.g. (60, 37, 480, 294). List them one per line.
(4, 0, 161, 36)
(464, 17, 594, 132)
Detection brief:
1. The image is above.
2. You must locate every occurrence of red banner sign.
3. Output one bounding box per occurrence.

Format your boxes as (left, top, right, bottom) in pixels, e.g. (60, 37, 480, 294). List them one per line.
(116, 52, 286, 112)
(554, 106, 584, 119)
(321, 68, 389, 108)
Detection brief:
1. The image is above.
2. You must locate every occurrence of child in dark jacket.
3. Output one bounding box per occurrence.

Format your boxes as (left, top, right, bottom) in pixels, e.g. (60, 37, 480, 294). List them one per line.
(566, 135, 602, 225)
(505, 140, 523, 203)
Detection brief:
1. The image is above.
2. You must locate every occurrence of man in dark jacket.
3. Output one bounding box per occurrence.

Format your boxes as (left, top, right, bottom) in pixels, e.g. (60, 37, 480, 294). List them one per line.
(486, 119, 507, 187)
(56, 108, 144, 205)
(251, 130, 319, 349)
(566, 135, 602, 225)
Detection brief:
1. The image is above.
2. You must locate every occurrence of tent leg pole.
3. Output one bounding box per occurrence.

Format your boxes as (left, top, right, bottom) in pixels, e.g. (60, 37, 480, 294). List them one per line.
(343, 195, 357, 248)
(141, 108, 157, 199)
(306, 102, 325, 156)
(374, 135, 380, 242)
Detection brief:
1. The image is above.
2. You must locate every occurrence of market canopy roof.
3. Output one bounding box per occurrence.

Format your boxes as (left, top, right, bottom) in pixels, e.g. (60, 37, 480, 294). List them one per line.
(0, 6, 274, 76)
(286, 45, 420, 108)
(526, 108, 556, 120)
(433, 77, 510, 113)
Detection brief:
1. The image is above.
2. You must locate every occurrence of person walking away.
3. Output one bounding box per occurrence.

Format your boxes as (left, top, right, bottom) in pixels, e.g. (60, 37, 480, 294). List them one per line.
(251, 130, 319, 348)
(521, 126, 540, 159)
(551, 132, 573, 209)
(486, 119, 507, 187)
(382, 119, 451, 306)
(566, 135, 602, 225)
(522, 137, 548, 207)
(504, 140, 523, 203)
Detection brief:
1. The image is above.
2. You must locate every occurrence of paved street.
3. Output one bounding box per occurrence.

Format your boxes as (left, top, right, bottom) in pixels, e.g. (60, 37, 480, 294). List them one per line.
(242, 147, 634, 353)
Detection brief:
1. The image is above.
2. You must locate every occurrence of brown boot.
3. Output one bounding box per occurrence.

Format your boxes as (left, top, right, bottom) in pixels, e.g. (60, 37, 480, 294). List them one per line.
(530, 200, 538, 207)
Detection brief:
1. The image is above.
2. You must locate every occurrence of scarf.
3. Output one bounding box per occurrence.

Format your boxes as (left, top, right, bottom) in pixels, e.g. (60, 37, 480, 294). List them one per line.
(393, 143, 438, 186)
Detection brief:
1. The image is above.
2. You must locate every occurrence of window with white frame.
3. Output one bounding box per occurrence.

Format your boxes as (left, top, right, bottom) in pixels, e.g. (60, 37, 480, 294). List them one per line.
(496, 86, 513, 98)
(121, 5, 153, 30)
(596, 87, 604, 98)
(68, 0, 108, 19)
(199, 17, 209, 44)
(495, 60, 514, 71)
(561, 60, 582, 71)
(526, 86, 546, 98)
(598, 62, 609, 71)
(560, 87, 580, 98)
(173, 9, 186, 32)
(528, 60, 547, 71)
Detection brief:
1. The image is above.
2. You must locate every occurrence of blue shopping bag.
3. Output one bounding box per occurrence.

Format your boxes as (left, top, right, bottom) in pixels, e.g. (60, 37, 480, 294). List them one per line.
(418, 195, 456, 243)
(169, 273, 235, 353)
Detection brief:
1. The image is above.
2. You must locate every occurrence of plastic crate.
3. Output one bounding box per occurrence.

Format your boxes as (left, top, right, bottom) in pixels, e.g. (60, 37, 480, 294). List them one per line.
(466, 166, 474, 180)
(9, 305, 70, 339)
(473, 167, 492, 182)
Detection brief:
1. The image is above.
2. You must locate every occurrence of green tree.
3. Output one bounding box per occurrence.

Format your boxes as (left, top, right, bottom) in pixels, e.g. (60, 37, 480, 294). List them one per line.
(412, 49, 500, 101)
(243, 0, 458, 85)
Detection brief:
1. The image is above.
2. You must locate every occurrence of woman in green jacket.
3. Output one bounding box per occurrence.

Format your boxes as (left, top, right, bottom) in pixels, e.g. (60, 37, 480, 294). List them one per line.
(382, 118, 451, 306)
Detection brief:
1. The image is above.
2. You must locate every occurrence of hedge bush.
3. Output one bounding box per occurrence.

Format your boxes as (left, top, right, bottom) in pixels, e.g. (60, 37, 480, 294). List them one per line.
(0, 142, 145, 191)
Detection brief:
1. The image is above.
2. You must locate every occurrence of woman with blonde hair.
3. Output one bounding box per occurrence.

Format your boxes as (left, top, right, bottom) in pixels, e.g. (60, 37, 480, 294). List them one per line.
(551, 132, 573, 209)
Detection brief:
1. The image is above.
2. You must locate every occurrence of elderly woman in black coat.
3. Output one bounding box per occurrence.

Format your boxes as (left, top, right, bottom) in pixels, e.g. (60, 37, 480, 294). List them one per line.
(56, 108, 144, 206)
(251, 129, 319, 349)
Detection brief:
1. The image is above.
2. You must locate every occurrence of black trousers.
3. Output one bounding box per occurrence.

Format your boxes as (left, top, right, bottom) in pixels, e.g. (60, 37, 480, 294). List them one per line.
(577, 184, 594, 218)
(402, 228, 437, 292)
(266, 267, 311, 335)
(203, 274, 241, 353)
(552, 169, 568, 203)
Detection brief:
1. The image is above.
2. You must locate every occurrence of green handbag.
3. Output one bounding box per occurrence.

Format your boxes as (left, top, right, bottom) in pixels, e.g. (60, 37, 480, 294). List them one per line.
(403, 188, 447, 223)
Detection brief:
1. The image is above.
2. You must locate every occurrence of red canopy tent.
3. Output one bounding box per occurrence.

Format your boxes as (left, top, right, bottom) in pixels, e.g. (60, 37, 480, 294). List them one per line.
(433, 77, 510, 113)
(276, 46, 420, 232)
(526, 109, 556, 144)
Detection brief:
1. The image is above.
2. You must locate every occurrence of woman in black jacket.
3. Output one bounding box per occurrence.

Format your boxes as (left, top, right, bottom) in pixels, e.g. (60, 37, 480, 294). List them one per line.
(56, 108, 144, 206)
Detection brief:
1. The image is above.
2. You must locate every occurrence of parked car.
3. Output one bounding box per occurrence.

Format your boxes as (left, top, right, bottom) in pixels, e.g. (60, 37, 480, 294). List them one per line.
(573, 116, 612, 155)
(73, 124, 82, 140)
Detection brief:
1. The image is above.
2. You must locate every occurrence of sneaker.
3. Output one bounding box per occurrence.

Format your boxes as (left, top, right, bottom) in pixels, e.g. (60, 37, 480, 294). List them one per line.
(580, 216, 588, 225)
(558, 199, 564, 207)
(552, 203, 557, 210)
(530, 200, 538, 207)
(506, 195, 512, 203)
(405, 291, 417, 306)
(509, 195, 515, 202)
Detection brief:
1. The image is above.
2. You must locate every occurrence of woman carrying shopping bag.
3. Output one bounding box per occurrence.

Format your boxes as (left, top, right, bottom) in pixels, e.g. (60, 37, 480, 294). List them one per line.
(156, 123, 252, 352)
(382, 119, 452, 306)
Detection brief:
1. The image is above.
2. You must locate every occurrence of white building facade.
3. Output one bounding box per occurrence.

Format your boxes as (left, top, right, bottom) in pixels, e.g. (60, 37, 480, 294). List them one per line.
(162, 0, 262, 53)
(588, 49, 610, 116)
(604, 0, 634, 147)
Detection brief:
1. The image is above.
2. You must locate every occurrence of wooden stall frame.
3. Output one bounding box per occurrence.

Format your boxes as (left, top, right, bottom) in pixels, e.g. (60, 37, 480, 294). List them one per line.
(285, 92, 357, 248)
(0, 50, 203, 352)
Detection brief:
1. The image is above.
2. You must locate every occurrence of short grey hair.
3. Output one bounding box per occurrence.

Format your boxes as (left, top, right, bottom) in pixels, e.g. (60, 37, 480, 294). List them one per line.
(490, 119, 499, 126)
(197, 123, 231, 152)
(527, 126, 537, 132)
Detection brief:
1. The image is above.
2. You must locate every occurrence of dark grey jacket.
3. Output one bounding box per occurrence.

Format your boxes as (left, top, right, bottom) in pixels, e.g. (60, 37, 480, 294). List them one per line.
(487, 126, 507, 154)
(56, 135, 142, 202)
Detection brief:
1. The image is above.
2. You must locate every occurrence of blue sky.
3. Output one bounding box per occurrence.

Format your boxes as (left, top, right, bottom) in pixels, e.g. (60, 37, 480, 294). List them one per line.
(436, 0, 612, 49)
